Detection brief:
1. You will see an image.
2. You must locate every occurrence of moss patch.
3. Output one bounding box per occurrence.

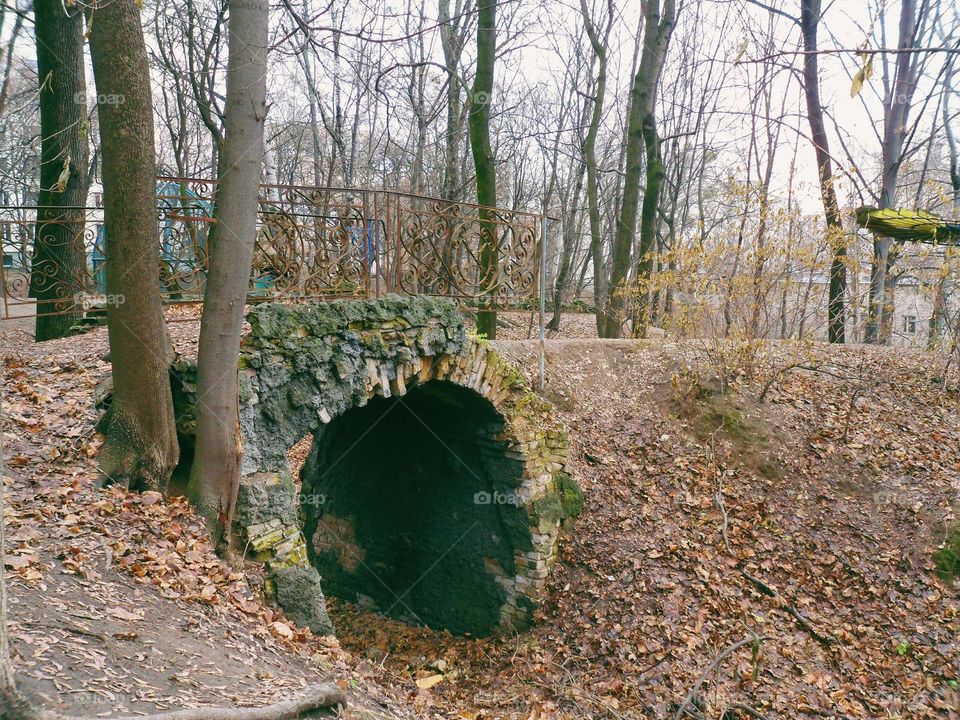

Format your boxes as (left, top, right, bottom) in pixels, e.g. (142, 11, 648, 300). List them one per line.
(934, 524, 960, 581)
(667, 377, 784, 482)
(556, 472, 584, 519)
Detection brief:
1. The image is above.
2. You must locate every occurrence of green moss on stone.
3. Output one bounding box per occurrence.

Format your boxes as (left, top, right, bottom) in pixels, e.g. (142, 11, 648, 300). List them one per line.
(556, 472, 584, 518)
(531, 493, 563, 528)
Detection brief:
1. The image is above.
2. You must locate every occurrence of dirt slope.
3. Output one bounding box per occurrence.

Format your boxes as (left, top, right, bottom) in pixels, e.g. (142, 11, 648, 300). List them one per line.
(0, 319, 411, 719)
(1, 314, 958, 719)
(331, 337, 960, 719)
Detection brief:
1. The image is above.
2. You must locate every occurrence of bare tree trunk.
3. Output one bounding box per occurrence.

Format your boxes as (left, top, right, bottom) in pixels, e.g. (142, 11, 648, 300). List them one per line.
(30, 0, 90, 341)
(866, 0, 920, 344)
(928, 276, 947, 349)
(470, 0, 497, 338)
(0, 11, 25, 117)
(187, 0, 269, 549)
(579, 0, 613, 336)
(880, 255, 900, 342)
(548, 163, 586, 330)
(88, 0, 178, 492)
(605, 0, 675, 338)
(439, 0, 471, 202)
(800, 0, 846, 343)
(780, 152, 798, 339)
(747, 81, 784, 340)
(437, 0, 472, 291)
(723, 216, 748, 337)
(630, 98, 671, 337)
(294, 2, 324, 189)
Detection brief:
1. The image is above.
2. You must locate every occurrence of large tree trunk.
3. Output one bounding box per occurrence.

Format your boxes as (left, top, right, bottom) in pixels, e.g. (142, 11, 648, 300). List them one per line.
(187, 0, 269, 549)
(602, 91, 641, 336)
(469, 0, 497, 338)
(29, 0, 90, 342)
(865, 0, 919, 344)
(604, 0, 675, 338)
(800, 0, 846, 344)
(630, 108, 668, 337)
(88, 0, 178, 492)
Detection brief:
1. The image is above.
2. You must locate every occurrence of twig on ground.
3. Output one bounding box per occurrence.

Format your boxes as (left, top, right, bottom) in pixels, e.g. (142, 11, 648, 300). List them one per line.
(741, 571, 836, 647)
(673, 635, 768, 720)
(25, 620, 108, 643)
(715, 486, 731, 555)
(722, 702, 774, 719)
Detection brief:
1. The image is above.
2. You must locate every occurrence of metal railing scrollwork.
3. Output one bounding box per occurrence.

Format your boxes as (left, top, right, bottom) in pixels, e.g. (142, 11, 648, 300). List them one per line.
(0, 177, 544, 321)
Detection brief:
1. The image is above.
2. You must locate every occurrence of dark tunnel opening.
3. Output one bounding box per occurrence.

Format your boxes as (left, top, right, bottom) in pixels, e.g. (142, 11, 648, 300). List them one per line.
(299, 380, 529, 636)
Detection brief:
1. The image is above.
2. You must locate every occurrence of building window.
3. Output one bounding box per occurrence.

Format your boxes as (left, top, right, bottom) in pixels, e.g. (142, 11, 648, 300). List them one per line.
(903, 315, 916, 334)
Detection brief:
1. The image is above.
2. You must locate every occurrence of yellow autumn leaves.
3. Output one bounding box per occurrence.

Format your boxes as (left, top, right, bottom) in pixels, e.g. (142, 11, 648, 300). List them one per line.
(850, 51, 874, 97)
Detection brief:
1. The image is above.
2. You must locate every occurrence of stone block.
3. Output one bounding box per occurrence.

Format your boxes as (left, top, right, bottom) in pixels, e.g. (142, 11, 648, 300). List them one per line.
(249, 527, 286, 552)
(235, 472, 299, 530)
(273, 565, 334, 635)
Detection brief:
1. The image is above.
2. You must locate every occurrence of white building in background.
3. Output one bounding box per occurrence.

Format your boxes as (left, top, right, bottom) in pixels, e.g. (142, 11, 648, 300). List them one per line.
(792, 271, 957, 348)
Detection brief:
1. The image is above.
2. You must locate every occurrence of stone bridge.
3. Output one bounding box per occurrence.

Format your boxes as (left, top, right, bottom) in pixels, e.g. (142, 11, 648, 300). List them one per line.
(172, 296, 580, 636)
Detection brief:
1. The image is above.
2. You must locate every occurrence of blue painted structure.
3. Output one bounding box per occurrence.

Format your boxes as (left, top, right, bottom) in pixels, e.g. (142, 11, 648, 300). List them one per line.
(92, 181, 213, 294)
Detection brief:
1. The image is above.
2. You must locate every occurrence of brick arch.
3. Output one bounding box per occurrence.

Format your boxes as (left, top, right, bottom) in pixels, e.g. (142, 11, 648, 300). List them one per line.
(175, 296, 579, 634)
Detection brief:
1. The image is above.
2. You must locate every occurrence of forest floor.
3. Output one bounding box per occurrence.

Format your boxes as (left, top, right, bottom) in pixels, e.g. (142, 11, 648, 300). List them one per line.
(0, 310, 958, 719)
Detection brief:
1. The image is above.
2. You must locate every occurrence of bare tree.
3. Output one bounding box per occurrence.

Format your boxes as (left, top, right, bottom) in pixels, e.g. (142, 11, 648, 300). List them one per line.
(865, 0, 926, 343)
(29, 0, 90, 341)
(88, 0, 179, 492)
(579, 0, 614, 335)
(604, 0, 676, 338)
(470, 0, 497, 338)
(439, 0, 474, 202)
(0, 6, 25, 117)
(188, 0, 270, 549)
(800, 0, 846, 343)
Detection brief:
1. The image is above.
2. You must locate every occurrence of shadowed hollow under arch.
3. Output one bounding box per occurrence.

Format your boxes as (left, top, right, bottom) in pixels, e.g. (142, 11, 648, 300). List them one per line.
(301, 380, 530, 635)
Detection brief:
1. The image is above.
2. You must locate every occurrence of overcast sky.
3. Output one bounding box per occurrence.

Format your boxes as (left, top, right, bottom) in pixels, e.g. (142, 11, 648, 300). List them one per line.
(3, 0, 957, 218)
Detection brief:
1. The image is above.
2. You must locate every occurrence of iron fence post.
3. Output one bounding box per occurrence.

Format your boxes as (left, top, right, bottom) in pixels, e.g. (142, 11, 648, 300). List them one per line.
(362, 190, 371, 299)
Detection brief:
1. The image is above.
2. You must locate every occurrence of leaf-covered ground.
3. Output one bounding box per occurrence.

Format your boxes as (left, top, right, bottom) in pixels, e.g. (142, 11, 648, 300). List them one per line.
(330, 337, 960, 719)
(1, 312, 958, 718)
(0, 315, 413, 719)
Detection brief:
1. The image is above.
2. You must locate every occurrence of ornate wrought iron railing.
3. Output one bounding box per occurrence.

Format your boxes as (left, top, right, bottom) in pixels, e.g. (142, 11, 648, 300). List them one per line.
(0, 177, 544, 320)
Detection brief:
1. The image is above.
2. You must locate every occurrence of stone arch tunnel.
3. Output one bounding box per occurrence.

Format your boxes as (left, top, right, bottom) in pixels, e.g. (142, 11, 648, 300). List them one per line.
(172, 296, 580, 636)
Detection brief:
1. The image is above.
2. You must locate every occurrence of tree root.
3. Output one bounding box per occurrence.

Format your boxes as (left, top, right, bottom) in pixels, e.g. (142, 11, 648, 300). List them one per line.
(3, 682, 346, 720)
